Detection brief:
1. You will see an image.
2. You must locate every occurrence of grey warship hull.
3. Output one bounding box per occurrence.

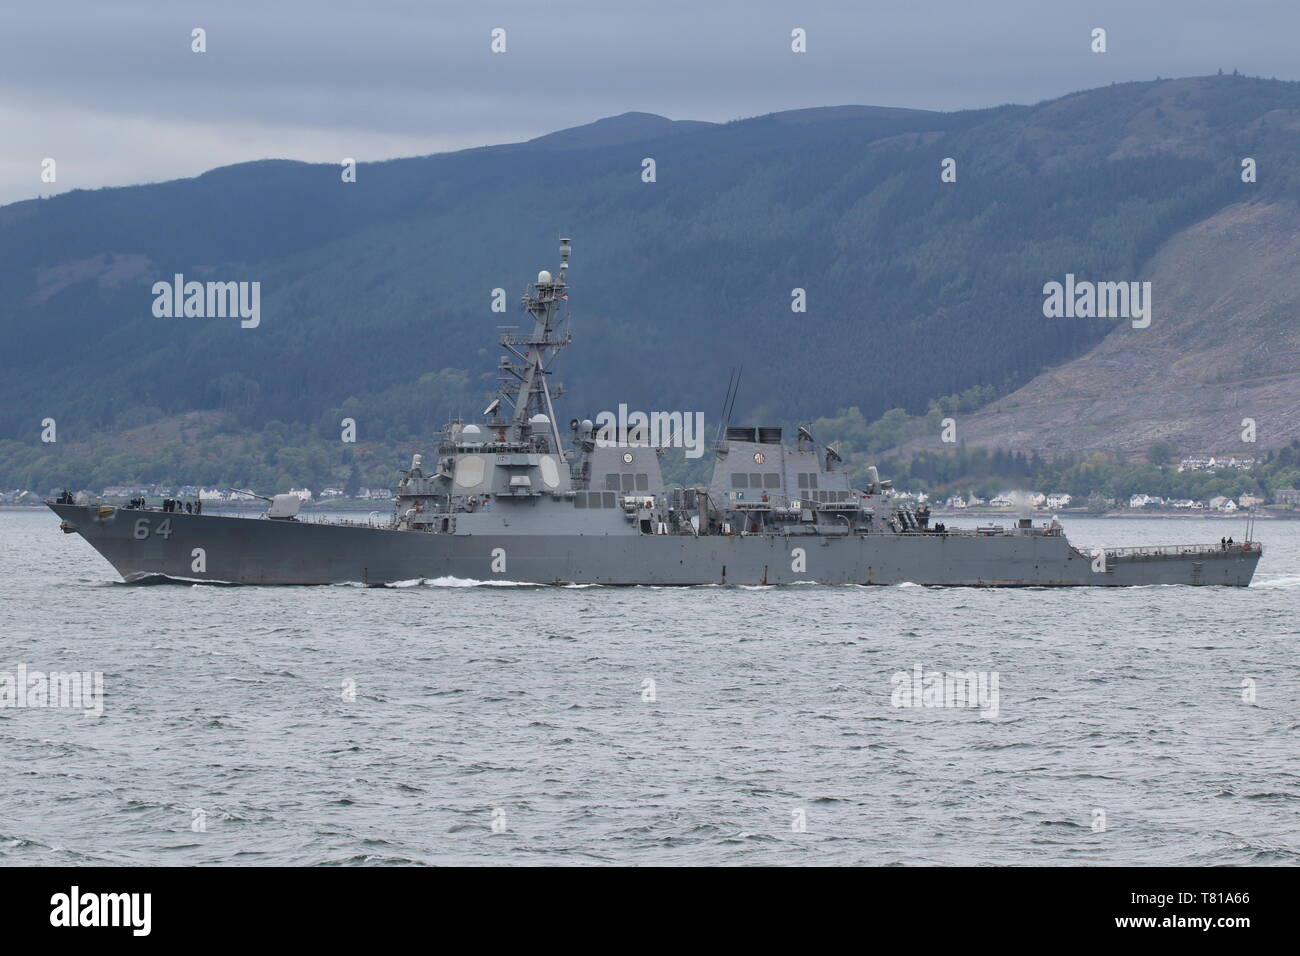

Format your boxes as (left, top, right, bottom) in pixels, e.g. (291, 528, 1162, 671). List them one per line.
(49, 503, 1261, 587)
(49, 237, 1264, 588)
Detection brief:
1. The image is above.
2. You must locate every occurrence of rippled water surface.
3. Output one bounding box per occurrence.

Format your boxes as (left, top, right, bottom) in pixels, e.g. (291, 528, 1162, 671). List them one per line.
(1, 509, 1297, 865)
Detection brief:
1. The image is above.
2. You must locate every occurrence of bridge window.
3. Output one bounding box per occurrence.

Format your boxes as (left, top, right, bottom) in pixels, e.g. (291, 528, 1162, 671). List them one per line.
(809, 473, 818, 489)
(605, 473, 620, 491)
(575, 494, 587, 509)
(602, 492, 616, 508)
(732, 473, 749, 488)
(621, 473, 635, 491)
(797, 473, 808, 489)
(749, 473, 762, 487)
(763, 473, 781, 489)
(636, 473, 649, 491)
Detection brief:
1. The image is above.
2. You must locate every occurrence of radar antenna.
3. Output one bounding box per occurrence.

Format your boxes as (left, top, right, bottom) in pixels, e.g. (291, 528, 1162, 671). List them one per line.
(495, 237, 574, 460)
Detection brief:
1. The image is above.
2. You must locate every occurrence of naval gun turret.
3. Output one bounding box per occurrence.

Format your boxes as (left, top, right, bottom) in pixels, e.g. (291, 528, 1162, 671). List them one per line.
(226, 488, 302, 520)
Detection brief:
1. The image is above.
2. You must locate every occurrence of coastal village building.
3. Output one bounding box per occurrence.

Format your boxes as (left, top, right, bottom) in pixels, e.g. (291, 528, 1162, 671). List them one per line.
(1177, 455, 1258, 473)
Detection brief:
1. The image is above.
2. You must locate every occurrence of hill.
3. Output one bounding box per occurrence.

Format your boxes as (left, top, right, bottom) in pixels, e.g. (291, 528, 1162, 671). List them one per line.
(892, 199, 1300, 459)
(3, 73, 1300, 493)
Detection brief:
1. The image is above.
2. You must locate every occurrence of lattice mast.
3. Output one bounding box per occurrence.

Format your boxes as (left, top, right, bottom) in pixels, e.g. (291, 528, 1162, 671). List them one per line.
(495, 238, 572, 457)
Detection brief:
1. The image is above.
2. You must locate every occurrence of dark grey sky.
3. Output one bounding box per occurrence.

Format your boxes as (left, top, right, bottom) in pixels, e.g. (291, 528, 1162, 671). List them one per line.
(1, 0, 1292, 204)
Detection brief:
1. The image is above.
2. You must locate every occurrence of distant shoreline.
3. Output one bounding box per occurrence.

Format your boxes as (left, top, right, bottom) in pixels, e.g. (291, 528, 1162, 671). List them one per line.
(931, 509, 1296, 520)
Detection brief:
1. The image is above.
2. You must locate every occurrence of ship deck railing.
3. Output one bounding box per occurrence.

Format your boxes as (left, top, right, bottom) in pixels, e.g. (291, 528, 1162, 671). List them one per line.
(1075, 542, 1259, 559)
(297, 515, 394, 529)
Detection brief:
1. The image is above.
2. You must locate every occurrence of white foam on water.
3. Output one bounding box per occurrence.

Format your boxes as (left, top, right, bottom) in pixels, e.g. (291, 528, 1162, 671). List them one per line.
(340, 576, 538, 588)
(418, 576, 535, 588)
(1251, 575, 1300, 589)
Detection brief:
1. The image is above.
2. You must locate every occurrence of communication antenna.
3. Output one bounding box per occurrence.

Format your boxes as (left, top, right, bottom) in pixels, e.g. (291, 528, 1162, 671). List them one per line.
(727, 366, 743, 429)
(713, 367, 738, 445)
(718, 365, 743, 437)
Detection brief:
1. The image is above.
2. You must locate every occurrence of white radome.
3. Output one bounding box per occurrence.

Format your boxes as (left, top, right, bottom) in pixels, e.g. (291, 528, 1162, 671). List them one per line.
(537, 270, 552, 284)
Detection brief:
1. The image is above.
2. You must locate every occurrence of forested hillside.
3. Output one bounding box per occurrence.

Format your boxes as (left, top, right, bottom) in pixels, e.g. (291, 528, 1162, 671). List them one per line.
(3, 74, 1300, 494)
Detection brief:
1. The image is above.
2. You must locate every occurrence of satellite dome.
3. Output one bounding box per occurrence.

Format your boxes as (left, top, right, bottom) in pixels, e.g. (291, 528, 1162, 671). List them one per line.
(537, 270, 552, 284)
(462, 424, 482, 438)
(529, 414, 550, 425)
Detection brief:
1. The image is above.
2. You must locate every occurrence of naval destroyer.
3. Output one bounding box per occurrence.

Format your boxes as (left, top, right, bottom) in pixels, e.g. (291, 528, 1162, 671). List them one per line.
(49, 239, 1261, 586)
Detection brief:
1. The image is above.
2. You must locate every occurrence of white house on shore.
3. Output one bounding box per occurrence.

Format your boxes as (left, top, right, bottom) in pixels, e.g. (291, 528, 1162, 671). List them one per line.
(1129, 494, 1167, 508)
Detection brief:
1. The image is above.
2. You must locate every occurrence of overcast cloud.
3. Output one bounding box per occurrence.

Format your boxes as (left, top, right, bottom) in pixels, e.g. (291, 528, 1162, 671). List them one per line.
(1, 0, 1294, 205)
